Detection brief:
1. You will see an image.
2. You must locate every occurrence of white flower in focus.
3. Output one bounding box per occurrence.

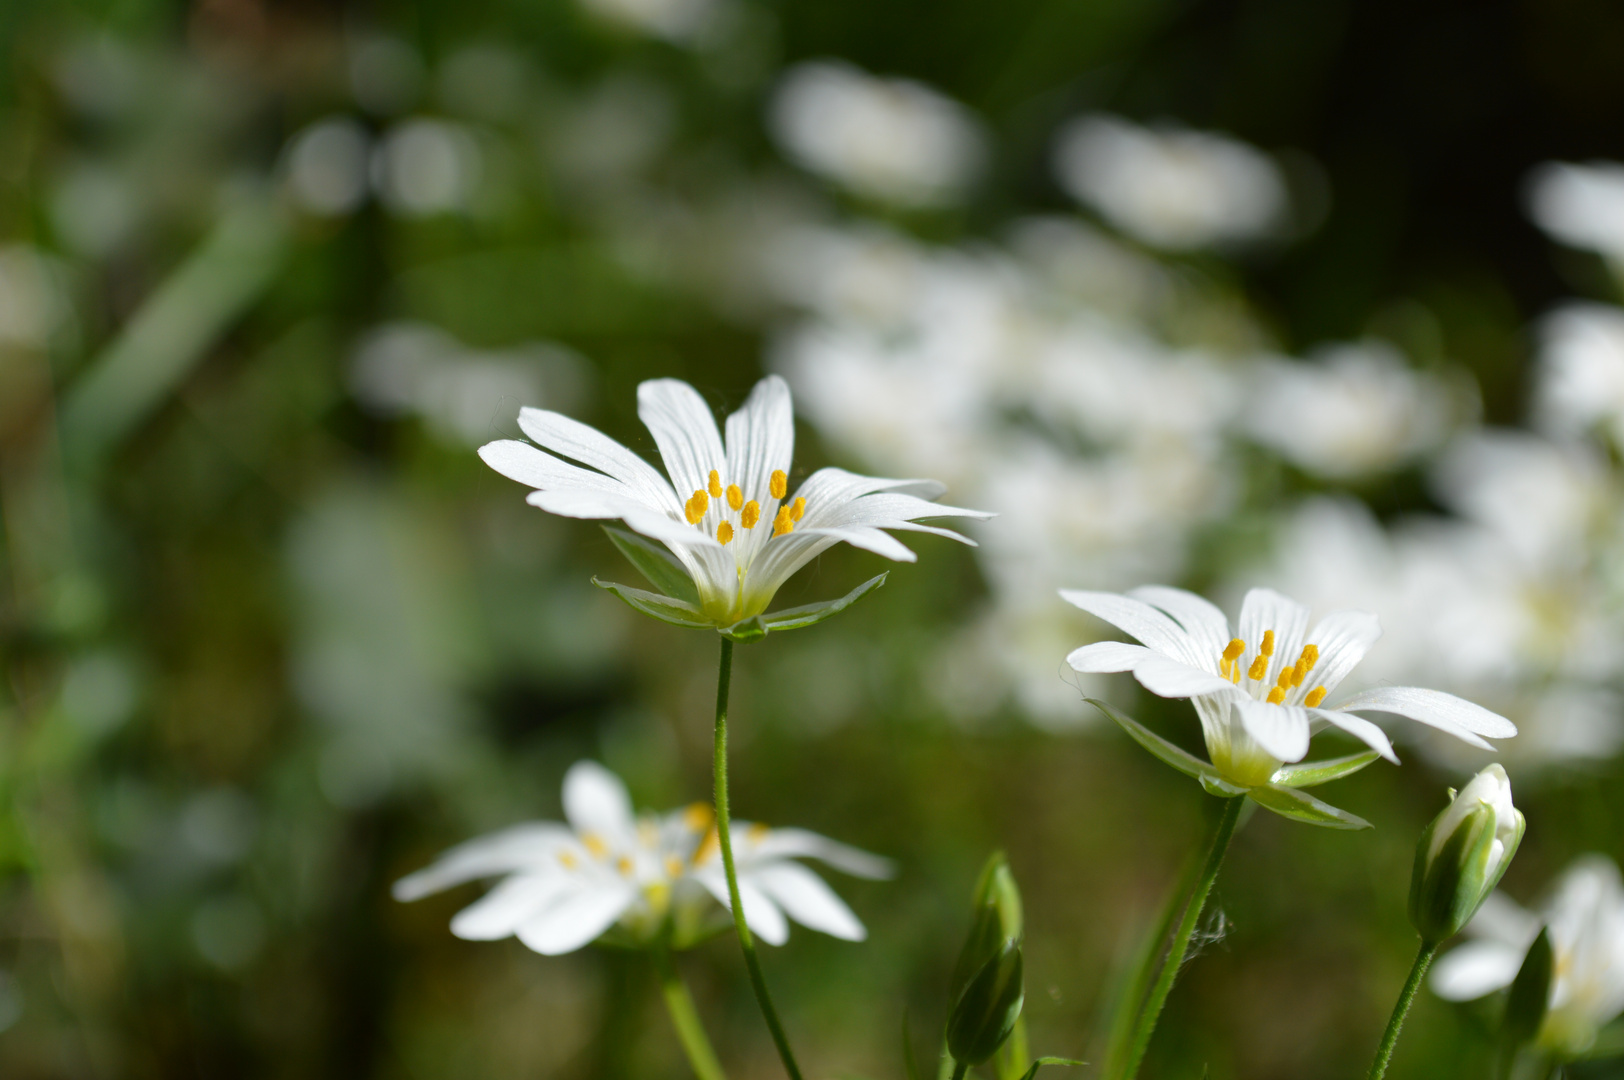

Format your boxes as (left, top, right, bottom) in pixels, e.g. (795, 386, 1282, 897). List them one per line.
(1245, 342, 1459, 478)
(1433, 856, 1624, 1056)
(1064, 586, 1516, 787)
(1053, 114, 1287, 249)
(770, 62, 984, 207)
(394, 761, 892, 953)
(480, 375, 990, 627)
(1526, 162, 1624, 266)
(1534, 303, 1624, 446)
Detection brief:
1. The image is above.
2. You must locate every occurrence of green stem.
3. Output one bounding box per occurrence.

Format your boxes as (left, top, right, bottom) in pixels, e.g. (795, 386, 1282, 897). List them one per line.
(1366, 939, 1439, 1080)
(1102, 845, 1204, 1078)
(950, 1061, 970, 1080)
(1120, 795, 1244, 1080)
(713, 636, 805, 1080)
(652, 943, 728, 1080)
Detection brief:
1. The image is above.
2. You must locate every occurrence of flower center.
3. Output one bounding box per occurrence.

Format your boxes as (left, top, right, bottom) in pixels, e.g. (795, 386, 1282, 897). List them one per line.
(1219, 632, 1327, 707)
(683, 468, 807, 545)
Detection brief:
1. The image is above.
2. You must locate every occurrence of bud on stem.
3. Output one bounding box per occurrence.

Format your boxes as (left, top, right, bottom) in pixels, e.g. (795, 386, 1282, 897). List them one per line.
(1409, 764, 1524, 945)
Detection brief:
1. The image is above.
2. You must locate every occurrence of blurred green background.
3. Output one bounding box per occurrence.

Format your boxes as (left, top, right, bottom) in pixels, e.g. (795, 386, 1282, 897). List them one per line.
(2, 0, 1624, 1077)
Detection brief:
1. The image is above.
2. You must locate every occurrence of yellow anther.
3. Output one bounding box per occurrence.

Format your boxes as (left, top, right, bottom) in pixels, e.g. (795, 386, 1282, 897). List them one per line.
(741, 500, 761, 529)
(559, 850, 578, 869)
(665, 855, 683, 878)
(1247, 654, 1268, 680)
(1304, 686, 1328, 708)
(1301, 644, 1319, 669)
(748, 822, 770, 843)
(717, 521, 734, 545)
(772, 506, 794, 537)
(708, 470, 722, 498)
(1275, 665, 1294, 690)
(617, 855, 634, 876)
(790, 496, 806, 521)
(1291, 659, 1307, 687)
(583, 832, 608, 858)
(1222, 639, 1246, 663)
(770, 470, 788, 499)
(683, 803, 713, 831)
(684, 489, 709, 525)
(1261, 630, 1276, 657)
(1266, 687, 1286, 705)
(693, 828, 719, 866)
(727, 484, 743, 511)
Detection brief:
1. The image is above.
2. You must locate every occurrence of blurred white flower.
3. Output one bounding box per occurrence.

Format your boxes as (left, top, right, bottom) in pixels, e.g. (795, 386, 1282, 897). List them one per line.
(395, 760, 891, 953)
(1433, 855, 1624, 1056)
(579, 0, 718, 42)
(1244, 342, 1459, 478)
(1534, 303, 1624, 445)
(1054, 114, 1287, 249)
(1525, 161, 1624, 265)
(372, 119, 482, 215)
(770, 62, 984, 207)
(283, 117, 371, 217)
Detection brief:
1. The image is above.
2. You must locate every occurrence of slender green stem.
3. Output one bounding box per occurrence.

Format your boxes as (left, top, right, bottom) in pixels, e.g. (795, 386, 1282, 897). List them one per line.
(1366, 939, 1439, 1080)
(652, 943, 728, 1080)
(1120, 795, 1244, 1080)
(1102, 845, 1204, 1078)
(713, 636, 805, 1080)
(949, 1060, 970, 1080)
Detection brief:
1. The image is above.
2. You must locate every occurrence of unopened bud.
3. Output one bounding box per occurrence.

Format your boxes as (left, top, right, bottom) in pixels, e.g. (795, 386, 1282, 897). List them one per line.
(949, 852, 1023, 1007)
(946, 941, 1025, 1067)
(1409, 764, 1525, 945)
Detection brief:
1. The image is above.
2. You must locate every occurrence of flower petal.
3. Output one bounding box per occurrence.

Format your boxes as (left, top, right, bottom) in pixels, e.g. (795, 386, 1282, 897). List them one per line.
(1235, 699, 1312, 762)
(750, 862, 867, 941)
(1333, 686, 1516, 748)
(638, 379, 726, 501)
(1066, 641, 1157, 673)
(1309, 707, 1399, 764)
(515, 407, 679, 510)
(450, 871, 574, 940)
(1132, 655, 1240, 699)
(562, 761, 636, 840)
(724, 376, 795, 525)
(745, 827, 894, 879)
(392, 823, 574, 901)
(1130, 586, 1234, 668)
(1237, 588, 1311, 687)
(697, 872, 790, 945)
(1302, 610, 1382, 695)
(1430, 941, 1526, 1000)
(515, 880, 637, 955)
(1059, 589, 1207, 669)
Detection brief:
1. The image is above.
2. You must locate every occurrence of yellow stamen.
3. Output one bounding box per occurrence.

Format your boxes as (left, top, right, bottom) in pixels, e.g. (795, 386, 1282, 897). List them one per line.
(1266, 687, 1286, 705)
(1247, 654, 1268, 680)
(708, 470, 722, 498)
(741, 500, 761, 529)
(727, 484, 743, 511)
(770, 470, 787, 499)
(684, 489, 709, 525)
(693, 827, 719, 865)
(1221, 639, 1246, 663)
(772, 506, 794, 537)
(1301, 644, 1319, 668)
(617, 855, 633, 876)
(559, 850, 578, 869)
(583, 832, 608, 858)
(748, 822, 770, 843)
(683, 803, 713, 831)
(1305, 686, 1327, 707)
(717, 521, 734, 545)
(1276, 665, 1294, 690)
(1261, 630, 1276, 657)
(790, 496, 806, 521)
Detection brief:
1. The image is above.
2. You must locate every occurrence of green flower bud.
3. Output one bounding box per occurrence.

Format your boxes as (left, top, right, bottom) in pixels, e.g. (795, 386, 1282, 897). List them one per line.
(946, 941, 1025, 1066)
(1409, 764, 1524, 945)
(949, 852, 1023, 1006)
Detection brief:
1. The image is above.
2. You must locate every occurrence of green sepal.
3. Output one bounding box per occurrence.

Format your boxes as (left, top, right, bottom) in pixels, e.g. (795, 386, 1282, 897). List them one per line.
(1270, 750, 1383, 788)
(1246, 783, 1373, 830)
(719, 616, 767, 643)
(602, 525, 700, 605)
(1409, 804, 1496, 944)
(754, 572, 887, 633)
(951, 852, 1024, 1007)
(1503, 927, 1552, 1054)
(592, 578, 713, 629)
(947, 942, 1025, 1067)
(1086, 699, 1246, 796)
(1016, 1058, 1086, 1080)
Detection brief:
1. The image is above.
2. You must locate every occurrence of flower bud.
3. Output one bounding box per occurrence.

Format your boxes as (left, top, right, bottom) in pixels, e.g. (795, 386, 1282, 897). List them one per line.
(949, 852, 1023, 1007)
(1409, 764, 1525, 945)
(946, 941, 1025, 1066)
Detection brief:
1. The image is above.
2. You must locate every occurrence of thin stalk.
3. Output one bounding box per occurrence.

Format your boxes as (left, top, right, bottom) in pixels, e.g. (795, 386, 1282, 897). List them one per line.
(712, 636, 805, 1080)
(1366, 940, 1439, 1080)
(1120, 795, 1245, 1080)
(949, 1061, 970, 1080)
(652, 942, 728, 1080)
(1101, 845, 1204, 1078)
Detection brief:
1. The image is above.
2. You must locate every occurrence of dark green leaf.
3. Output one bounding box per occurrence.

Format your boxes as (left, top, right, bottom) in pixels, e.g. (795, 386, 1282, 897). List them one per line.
(1086, 698, 1245, 795)
(602, 525, 699, 605)
(1271, 750, 1383, 788)
(592, 578, 711, 628)
(1248, 783, 1372, 830)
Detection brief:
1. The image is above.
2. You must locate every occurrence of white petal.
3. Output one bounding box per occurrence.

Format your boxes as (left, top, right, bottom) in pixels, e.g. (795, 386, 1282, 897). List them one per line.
(1235, 699, 1311, 762)
(562, 761, 635, 840)
(515, 880, 637, 955)
(1466, 891, 1542, 944)
(393, 823, 575, 901)
(1333, 686, 1516, 747)
(450, 872, 574, 940)
(746, 828, 894, 879)
(1130, 586, 1234, 666)
(480, 440, 632, 502)
(750, 862, 867, 941)
(792, 524, 917, 562)
(698, 872, 790, 945)
(1066, 641, 1157, 673)
(515, 407, 679, 510)
(1132, 655, 1241, 699)
(1058, 590, 1207, 669)
(1310, 707, 1399, 763)
(638, 379, 726, 501)
(724, 376, 795, 524)
(1237, 588, 1311, 687)
(1430, 941, 1526, 1000)
(1302, 610, 1382, 695)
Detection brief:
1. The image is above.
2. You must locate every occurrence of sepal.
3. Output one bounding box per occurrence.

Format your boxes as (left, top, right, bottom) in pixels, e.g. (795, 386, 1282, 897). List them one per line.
(1502, 927, 1552, 1056)
(1270, 750, 1383, 789)
(1246, 783, 1373, 830)
(946, 942, 1025, 1067)
(1087, 699, 1245, 796)
(592, 578, 712, 628)
(1408, 767, 1523, 944)
(719, 574, 887, 642)
(602, 525, 700, 605)
(950, 852, 1023, 1006)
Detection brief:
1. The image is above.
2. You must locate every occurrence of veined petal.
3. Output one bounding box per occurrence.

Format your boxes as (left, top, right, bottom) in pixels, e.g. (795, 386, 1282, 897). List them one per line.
(790, 467, 981, 509)
(790, 525, 917, 562)
(1130, 586, 1234, 668)
(450, 871, 574, 940)
(1333, 686, 1517, 747)
(697, 871, 790, 945)
(1309, 707, 1399, 763)
(515, 880, 637, 955)
(1466, 891, 1542, 944)
(480, 440, 639, 503)
(750, 862, 867, 941)
(515, 407, 679, 511)
(527, 489, 720, 551)
(1066, 641, 1157, 673)
(562, 761, 636, 840)
(392, 822, 574, 901)
(1132, 655, 1241, 699)
(1238, 588, 1311, 687)
(1303, 610, 1382, 695)
(745, 827, 894, 879)
(1235, 699, 1312, 763)
(1058, 590, 1207, 669)
(638, 379, 726, 502)
(1430, 941, 1526, 1000)
(724, 376, 795, 530)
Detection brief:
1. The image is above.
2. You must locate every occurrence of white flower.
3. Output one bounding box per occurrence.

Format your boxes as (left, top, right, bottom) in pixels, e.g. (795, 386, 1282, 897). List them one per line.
(1534, 303, 1624, 446)
(1433, 855, 1624, 1056)
(394, 761, 893, 955)
(1063, 586, 1517, 787)
(479, 375, 989, 627)
(1525, 161, 1624, 266)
